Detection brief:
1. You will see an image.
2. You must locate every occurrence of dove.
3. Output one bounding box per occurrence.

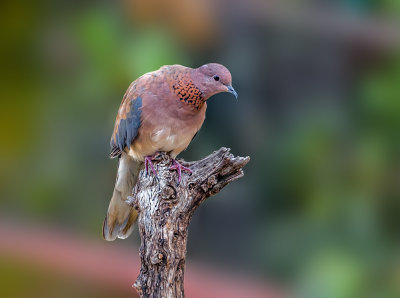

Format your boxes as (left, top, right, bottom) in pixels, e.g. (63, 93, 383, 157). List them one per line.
(103, 63, 237, 241)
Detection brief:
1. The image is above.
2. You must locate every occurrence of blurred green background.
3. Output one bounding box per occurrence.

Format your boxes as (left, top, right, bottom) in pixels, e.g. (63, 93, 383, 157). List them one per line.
(1, 0, 400, 297)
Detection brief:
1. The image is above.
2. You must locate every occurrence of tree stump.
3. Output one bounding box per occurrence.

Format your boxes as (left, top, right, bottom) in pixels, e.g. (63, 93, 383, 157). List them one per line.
(126, 147, 250, 298)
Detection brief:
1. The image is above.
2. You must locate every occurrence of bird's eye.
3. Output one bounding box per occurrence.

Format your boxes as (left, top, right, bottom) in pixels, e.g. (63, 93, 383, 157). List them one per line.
(213, 75, 219, 81)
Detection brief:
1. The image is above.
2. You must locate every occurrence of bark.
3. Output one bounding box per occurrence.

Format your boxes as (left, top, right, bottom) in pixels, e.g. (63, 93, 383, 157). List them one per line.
(126, 147, 250, 298)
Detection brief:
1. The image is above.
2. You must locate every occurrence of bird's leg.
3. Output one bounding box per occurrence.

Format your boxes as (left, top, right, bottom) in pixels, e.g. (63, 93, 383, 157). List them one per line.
(170, 159, 192, 185)
(144, 154, 158, 177)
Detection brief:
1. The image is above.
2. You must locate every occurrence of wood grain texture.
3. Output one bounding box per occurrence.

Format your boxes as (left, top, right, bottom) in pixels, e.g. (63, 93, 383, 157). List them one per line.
(126, 147, 250, 298)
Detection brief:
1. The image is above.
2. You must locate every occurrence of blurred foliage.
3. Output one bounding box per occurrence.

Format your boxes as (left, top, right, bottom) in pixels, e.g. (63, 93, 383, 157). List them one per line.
(0, 259, 136, 298)
(0, 0, 399, 297)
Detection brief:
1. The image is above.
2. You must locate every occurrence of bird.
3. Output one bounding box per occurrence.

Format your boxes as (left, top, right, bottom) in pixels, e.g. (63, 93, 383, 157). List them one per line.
(103, 63, 237, 241)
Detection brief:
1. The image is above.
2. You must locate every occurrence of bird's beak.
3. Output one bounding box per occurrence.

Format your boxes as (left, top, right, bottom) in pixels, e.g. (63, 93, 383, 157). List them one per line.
(226, 85, 238, 99)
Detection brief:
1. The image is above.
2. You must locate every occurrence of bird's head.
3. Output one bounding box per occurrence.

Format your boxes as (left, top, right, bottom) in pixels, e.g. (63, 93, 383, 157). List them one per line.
(193, 63, 237, 100)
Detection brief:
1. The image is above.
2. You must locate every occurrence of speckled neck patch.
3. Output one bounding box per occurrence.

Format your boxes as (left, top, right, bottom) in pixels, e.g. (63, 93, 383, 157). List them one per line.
(173, 80, 205, 110)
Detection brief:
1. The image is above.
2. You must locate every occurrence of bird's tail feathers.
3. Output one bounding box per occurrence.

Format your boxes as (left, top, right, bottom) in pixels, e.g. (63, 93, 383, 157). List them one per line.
(103, 153, 142, 241)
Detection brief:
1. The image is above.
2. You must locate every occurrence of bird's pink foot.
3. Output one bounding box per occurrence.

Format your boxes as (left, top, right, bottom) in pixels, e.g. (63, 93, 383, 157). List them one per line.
(144, 155, 158, 177)
(170, 159, 192, 185)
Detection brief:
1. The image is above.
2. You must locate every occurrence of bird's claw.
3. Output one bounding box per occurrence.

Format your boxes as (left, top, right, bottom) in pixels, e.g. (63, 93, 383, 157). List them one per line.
(170, 159, 192, 186)
(145, 156, 191, 186)
(145, 155, 158, 178)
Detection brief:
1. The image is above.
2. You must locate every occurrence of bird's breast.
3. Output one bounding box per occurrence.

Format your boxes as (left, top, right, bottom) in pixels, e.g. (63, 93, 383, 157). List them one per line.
(128, 91, 206, 160)
(129, 124, 197, 160)
(151, 126, 194, 154)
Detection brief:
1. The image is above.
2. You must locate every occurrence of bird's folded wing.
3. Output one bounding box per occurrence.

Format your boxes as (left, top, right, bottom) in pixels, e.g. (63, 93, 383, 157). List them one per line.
(110, 88, 142, 158)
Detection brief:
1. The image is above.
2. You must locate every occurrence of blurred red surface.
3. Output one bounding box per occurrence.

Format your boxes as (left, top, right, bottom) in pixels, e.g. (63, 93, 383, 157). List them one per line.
(0, 220, 285, 298)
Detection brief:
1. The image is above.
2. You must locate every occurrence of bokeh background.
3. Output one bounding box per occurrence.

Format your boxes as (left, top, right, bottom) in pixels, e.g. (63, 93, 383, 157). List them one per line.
(1, 0, 399, 297)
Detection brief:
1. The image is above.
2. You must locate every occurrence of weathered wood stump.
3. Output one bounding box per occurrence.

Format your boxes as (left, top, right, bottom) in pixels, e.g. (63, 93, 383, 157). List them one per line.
(126, 147, 250, 298)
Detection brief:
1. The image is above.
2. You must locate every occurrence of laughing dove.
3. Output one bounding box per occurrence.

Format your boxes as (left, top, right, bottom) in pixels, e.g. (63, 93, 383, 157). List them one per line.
(103, 63, 237, 241)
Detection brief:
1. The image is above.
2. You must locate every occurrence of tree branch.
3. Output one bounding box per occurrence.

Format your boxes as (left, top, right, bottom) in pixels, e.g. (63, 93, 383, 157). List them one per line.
(126, 147, 250, 298)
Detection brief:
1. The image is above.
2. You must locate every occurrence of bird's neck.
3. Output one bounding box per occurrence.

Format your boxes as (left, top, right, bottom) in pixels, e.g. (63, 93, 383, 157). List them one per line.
(171, 70, 206, 110)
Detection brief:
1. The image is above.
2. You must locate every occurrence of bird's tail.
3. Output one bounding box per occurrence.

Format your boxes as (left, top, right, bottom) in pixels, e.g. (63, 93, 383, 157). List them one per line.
(103, 152, 143, 241)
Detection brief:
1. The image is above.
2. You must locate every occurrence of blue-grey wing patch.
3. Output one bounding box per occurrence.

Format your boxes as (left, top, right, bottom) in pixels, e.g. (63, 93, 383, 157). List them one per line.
(110, 97, 142, 158)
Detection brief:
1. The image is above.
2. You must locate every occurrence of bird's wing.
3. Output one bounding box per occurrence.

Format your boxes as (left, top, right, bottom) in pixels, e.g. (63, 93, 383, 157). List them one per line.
(110, 84, 143, 158)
